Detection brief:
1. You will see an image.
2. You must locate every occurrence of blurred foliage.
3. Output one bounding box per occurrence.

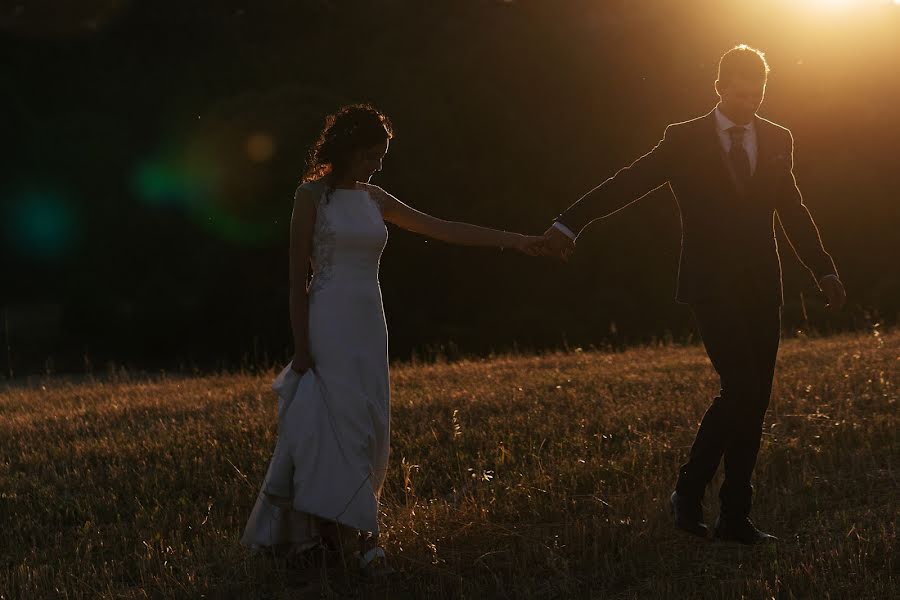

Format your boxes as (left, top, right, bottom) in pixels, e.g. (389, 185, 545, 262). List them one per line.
(2, 0, 898, 373)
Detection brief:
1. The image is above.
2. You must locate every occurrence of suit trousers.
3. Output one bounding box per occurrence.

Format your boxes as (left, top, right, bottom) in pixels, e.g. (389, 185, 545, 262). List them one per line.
(675, 300, 782, 519)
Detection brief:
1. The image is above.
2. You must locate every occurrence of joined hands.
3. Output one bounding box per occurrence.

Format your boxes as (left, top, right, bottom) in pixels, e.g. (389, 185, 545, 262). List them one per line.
(513, 227, 576, 259)
(539, 225, 576, 260)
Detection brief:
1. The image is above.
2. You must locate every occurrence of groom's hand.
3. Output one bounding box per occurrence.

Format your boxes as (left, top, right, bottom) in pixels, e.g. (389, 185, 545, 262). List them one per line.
(819, 275, 847, 311)
(540, 226, 575, 261)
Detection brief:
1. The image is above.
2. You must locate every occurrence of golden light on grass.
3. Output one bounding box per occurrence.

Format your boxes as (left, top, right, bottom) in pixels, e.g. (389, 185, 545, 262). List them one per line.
(1, 330, 896, 597)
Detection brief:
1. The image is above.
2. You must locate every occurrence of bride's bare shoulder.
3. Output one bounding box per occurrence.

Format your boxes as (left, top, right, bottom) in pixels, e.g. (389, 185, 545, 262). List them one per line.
(358, 181, 388, 194)
(295, 179, 327, 201)
(359, 182, 397, 211)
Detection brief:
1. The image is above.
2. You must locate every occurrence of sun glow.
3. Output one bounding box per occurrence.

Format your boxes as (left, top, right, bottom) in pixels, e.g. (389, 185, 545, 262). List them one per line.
(817, 0, 857, 7)
(785, 0, 900, 20)
(801, 0, 900, 8)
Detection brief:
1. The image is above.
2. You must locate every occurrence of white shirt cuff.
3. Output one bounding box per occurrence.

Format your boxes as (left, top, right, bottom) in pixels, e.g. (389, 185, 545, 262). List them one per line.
(552, 221, 577, 240)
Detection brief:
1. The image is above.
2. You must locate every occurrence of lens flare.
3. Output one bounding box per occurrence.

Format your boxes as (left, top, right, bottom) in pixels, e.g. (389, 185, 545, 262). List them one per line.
(246, 133, 276, 163)
(4, 189, 78, 260)
(133, 87, 344, 246)
(133, 151, 218, 209)
(133, 148, 281, 246)
(133, 161, 206, 207)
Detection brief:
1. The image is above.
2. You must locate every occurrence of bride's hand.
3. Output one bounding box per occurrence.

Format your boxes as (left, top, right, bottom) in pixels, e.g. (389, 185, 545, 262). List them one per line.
(291, 352, 314, 374)
(511, 234, 547, 256)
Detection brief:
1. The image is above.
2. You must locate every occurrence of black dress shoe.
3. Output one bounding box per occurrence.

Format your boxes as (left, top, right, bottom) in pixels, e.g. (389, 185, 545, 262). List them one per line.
(713, 516, 777, 545)
(670, 491, 708, 538)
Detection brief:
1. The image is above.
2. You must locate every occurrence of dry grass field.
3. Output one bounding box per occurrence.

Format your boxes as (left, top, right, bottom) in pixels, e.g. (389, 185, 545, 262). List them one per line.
(1, 330, 897, 599)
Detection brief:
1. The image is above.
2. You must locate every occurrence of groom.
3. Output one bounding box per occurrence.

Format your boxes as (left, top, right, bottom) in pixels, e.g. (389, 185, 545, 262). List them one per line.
(541, 45, 846, 544)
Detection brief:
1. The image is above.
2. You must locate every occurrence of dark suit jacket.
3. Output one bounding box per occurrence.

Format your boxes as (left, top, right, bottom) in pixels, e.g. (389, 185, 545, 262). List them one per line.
(556, 109, 838, 306)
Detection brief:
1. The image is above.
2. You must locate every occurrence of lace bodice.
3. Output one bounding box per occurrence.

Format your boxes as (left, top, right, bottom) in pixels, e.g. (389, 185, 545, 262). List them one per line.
(297, 181, 388, 297)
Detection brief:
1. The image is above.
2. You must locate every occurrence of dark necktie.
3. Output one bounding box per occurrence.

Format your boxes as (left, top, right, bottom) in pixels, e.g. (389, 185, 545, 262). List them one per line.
(728, 125, 752, 192)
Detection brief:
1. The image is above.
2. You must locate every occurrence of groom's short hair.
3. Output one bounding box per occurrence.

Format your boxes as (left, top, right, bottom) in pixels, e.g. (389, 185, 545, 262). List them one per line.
(717, 44, 770, 86)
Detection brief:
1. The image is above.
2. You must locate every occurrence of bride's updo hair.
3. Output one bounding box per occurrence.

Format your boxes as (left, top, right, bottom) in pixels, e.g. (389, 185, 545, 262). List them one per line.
(302, 103, 394, 193)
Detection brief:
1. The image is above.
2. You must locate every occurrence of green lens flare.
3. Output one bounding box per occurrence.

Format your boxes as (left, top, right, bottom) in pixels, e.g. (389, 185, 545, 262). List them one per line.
(5, 189, 77, 259)
(133, 154, 281, 246)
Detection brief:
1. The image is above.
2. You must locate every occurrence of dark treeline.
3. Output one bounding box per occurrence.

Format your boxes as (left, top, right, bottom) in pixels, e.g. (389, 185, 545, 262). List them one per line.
(3, 0, 898, 376)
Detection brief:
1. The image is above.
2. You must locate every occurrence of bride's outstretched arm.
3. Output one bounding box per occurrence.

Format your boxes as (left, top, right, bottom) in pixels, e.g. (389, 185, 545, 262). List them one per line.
(288, 187, 317, 373)
(364, 184, 542, 254)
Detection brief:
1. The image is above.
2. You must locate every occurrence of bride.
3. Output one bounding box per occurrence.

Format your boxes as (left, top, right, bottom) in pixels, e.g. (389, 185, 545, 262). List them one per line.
(241, 103, 542, 574)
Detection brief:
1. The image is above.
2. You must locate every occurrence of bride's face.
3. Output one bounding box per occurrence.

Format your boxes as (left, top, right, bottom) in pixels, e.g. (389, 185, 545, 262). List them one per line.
(352, 138, 390, 183)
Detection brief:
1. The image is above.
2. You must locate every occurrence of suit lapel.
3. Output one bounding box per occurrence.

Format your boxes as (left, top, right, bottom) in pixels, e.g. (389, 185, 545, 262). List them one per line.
(748, 116, 777, 195)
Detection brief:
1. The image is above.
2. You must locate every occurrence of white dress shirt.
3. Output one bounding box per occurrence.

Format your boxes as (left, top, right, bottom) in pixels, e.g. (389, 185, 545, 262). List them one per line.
(714, 105, 757, 175)
(552, 219, 577, 240)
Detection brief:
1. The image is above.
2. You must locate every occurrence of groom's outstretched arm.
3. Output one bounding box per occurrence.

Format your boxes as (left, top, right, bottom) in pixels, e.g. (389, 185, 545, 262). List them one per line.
(774, 130, 839, 284)
(554, 125, 676, 241)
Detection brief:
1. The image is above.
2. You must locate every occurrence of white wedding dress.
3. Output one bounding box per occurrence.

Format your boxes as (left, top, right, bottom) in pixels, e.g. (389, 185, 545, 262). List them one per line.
(241, 181, 390, 552)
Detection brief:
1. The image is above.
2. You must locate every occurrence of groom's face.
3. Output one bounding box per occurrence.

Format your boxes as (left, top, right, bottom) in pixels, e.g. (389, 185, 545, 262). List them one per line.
(716, 76, 766, 125)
